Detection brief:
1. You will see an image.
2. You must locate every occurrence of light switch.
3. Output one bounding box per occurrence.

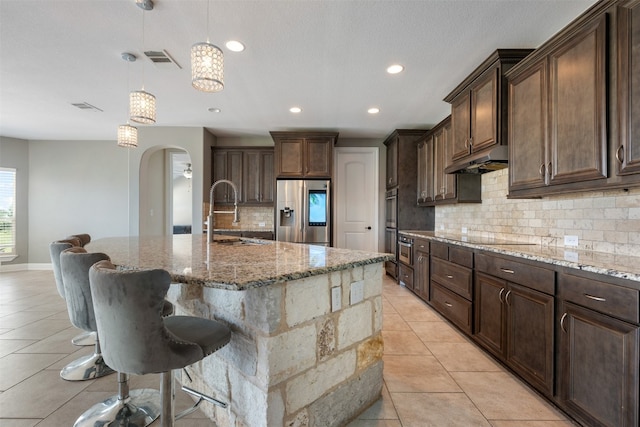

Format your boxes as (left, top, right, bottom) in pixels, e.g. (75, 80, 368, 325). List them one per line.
(331, 286, 341, 312)
(350, 280, 364, 305)
(564, 235, 579, 247)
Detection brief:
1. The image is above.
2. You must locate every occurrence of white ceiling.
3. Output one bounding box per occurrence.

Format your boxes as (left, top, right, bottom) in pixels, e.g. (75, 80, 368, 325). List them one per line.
(0, 0, 598, 142)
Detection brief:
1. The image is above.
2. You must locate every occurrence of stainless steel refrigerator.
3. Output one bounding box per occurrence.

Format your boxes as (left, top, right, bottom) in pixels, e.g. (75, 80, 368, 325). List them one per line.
(276, 179, 331, 246)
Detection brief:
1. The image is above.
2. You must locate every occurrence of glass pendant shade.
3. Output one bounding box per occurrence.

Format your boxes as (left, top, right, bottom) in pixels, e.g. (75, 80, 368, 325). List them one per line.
(129, 90, 156, 124)
(191, 42, 224, 92)
(117, 124, 138, 148)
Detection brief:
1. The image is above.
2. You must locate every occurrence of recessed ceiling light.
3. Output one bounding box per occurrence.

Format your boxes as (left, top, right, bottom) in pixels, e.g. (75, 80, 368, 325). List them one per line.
(368, 107, 380, 114)
(208, 107, 221, 113)
(225, 40, 245, 52)
(289, 107, 302, 113)
(386, 64, 404, 74)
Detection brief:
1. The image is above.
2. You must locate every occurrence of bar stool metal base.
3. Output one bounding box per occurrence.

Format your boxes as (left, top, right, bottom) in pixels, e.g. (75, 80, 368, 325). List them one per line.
(60, 352, 114, 381)
(71, 331, 96, 346)
(73, 388, 161, 427)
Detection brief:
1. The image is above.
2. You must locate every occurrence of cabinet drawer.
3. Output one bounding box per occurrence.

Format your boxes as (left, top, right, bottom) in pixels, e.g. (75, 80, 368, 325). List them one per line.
(475, 253, 555, 295)
(431, 282, 473, 334)
(431, 257, 472, 300)
(431, 242, 448, 260)
(558, 273, 639, 324)
(398, 263, 414, 289)
(449, 246, 473, 268)
(414, 238, 429, 254)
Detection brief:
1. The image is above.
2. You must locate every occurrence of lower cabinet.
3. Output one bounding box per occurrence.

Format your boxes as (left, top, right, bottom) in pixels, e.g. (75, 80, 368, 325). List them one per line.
(474, 272, 554, 397)
(398, 263, 414, 292)
(557, 273, 640, 427)
(413, 239, 430, 301)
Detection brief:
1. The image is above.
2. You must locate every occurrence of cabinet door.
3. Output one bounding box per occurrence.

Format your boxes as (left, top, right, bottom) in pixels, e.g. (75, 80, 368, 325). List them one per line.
(386, 137, 398, 188)
(305, 137, 332, 178)
(474, 272, 506, 358)
(243, 150, 274, 204)
(276, 138, 304, 177)
(558, 301, 639, 427)
(549, 14, 607, 186)
(415, 249, 429, 301)
(212, 150, 243, 203)
(260, 151, 274, 203)
(471, 69, 498, 153)
(451, 93, 471, 161)
(506, 282, 554, 396)
(508, 59, 548, 191)
(434, 124, 456, 201)
(617, 0, 640, 175)
(417, 137, 434, 204)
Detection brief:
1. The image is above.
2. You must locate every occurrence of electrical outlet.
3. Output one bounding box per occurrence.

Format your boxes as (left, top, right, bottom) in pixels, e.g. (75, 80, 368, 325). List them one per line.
(350, 280, 364, 305)
(564, 235, 579, 247)
(258, 222, 266, 227)
(461, 227, 468, 234)
(331, 286, 341, 312)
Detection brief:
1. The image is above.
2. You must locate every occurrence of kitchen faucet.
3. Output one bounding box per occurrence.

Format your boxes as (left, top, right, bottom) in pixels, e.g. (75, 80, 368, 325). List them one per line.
(207, 179, 239, 243)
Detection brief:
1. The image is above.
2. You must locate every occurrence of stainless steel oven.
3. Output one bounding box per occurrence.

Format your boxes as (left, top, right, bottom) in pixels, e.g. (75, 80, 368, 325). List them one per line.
(398, 235, 413, 266)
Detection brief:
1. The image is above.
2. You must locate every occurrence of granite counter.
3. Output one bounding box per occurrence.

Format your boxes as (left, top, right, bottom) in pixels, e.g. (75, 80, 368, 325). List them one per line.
(88, 234, 392, 427)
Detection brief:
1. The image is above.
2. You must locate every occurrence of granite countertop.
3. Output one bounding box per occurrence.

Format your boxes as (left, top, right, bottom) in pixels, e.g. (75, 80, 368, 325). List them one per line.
(400, 230, 640, 284)
(88, 234, 392, 290)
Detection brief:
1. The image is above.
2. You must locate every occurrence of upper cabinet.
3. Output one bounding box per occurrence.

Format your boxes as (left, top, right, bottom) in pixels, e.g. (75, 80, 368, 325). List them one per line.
(507, 0, 640, 197)
(443, 49, 533, 174)
(270, 131, 338, 179)
(617, 0, 640, 176)
(417, 116, 481, 206)
(212, 147, 274, 206)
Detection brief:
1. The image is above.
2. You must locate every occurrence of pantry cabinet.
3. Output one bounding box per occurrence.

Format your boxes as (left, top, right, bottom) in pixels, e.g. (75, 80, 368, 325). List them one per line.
(212, 149, 244, 204)
(244, 149, 274, 204)
(212, 148, 275, 205)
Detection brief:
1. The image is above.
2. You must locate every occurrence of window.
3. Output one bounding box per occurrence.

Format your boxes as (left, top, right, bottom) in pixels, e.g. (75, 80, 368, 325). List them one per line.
(0, 167, 16, 256)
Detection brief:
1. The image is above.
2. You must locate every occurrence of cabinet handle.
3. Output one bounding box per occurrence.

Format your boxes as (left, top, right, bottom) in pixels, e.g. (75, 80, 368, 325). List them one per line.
(584, 293, 606, 302)
(560, 312, 568, 333)
(444, 302, 453, 308)
(464, 138, 469, 149)
(446, 275, 454, 279)
(499, 287, 505, 303)
(505, 290, 512, 305)
(500, 268, 515, 274)
(616, 145, 624, 164)
(547, 162, 552, 177)
(539, 163, 545, 178)
(469, 136, 473, 147)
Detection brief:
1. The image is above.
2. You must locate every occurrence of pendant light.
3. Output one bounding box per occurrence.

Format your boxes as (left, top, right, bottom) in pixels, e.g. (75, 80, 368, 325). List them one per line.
(129, 4, 157, 124)
(191, 0, 224, 92)
(117, 52, 138, 148)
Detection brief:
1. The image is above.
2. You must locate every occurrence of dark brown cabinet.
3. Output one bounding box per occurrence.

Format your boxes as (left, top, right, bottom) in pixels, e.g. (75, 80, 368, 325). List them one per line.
(270, 132, 337, 179)
(386, 135, 399, 189)
(413, 238, 430, 301)
(444, 49, 533, 173)
(557, 272, 639, 427)
(212, 148, 275, 206)
(617, 0, 640, 176)
(417, 117, 481, 206)
(474, 253, 555, 397)
(243, 149, 274, 204)
(212, 149, 244, 204)
(429, 242, 474, 334)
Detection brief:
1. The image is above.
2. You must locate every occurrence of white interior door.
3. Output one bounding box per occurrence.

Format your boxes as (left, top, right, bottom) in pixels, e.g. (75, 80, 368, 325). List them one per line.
(334, 147, 378, 251)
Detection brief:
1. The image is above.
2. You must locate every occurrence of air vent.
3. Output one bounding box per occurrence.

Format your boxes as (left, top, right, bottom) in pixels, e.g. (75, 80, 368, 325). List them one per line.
(144, 50, 182, 69)
(71, 102, 103, 112)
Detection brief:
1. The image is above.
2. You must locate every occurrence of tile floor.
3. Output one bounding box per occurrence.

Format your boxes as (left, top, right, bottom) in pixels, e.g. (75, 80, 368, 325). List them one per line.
(0, 270, 577, 426)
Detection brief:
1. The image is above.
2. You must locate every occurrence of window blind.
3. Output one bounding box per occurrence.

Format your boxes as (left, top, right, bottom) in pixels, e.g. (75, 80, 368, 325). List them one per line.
(0, 168, 16, 254)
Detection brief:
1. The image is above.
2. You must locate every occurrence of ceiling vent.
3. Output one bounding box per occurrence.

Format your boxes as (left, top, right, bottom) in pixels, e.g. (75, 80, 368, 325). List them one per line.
(71, 102, 103, 112)
(144, 50, 182, 69)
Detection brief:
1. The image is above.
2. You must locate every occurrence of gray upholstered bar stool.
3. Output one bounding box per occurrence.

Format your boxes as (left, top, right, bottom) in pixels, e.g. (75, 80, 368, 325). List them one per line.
(49, 236, 95, 347)
(89, 260, 232, 427)
(58, 247, 114, 381)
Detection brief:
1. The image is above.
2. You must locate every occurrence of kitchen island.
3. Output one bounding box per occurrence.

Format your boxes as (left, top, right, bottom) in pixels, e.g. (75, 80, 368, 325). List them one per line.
(88, 234, 391, 427)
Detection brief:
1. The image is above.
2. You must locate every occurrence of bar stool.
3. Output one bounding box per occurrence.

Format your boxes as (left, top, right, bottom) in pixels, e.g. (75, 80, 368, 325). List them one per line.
(49, 234, 95, 346)
(58, 247, 114, 381)
(88, 260, 232, 427)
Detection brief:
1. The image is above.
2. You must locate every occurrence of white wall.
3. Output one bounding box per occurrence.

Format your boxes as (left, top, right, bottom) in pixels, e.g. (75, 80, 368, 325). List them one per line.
(0, 137, 29, 265)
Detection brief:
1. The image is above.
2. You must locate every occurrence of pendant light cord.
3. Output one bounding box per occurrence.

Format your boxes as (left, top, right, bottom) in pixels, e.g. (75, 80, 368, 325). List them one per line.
(141, 9, 146, 90)
(206, 0, 210, 43)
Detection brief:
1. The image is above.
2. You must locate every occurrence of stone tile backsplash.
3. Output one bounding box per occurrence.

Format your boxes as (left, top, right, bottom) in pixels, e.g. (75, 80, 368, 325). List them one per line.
(435, 168, 640, 256)
(206, 205, 275, 230)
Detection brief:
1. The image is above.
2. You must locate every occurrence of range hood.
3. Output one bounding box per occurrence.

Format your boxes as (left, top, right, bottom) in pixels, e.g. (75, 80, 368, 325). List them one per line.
(444, 145, 509, 174)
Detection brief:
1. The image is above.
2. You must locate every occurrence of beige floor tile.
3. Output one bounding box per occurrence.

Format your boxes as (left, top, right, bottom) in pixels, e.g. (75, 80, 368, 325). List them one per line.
(408, 321, 468, 343)
(0, 338, 37, 358)
(382, 313, 411, 331)
(356, 382, 399, 421)
(392, 392, 491, 427)
(0, 352, 68, 390)
(0, 369, 91, 418)
(347, 420, 403, 427)
(34, 390, 115, 427)
(45, 345, 94, 371)
(384, 355, 461, 393)
(426, 342, 502, 372)
(16, 327, 83, 354)
(382, 298, 398, 314)
(0, 420, 41, 427)
(0, 310, 62, 328)
(385, 298, 442, 322)
(0, 318, 75, 340)
(382, 330, 430, 355)
(451, 372, 567, 421)
(490, 421, 578, 427)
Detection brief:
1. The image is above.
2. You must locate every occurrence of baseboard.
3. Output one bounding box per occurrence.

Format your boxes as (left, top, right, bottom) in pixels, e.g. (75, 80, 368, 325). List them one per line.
(0, 263, 52, 272)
